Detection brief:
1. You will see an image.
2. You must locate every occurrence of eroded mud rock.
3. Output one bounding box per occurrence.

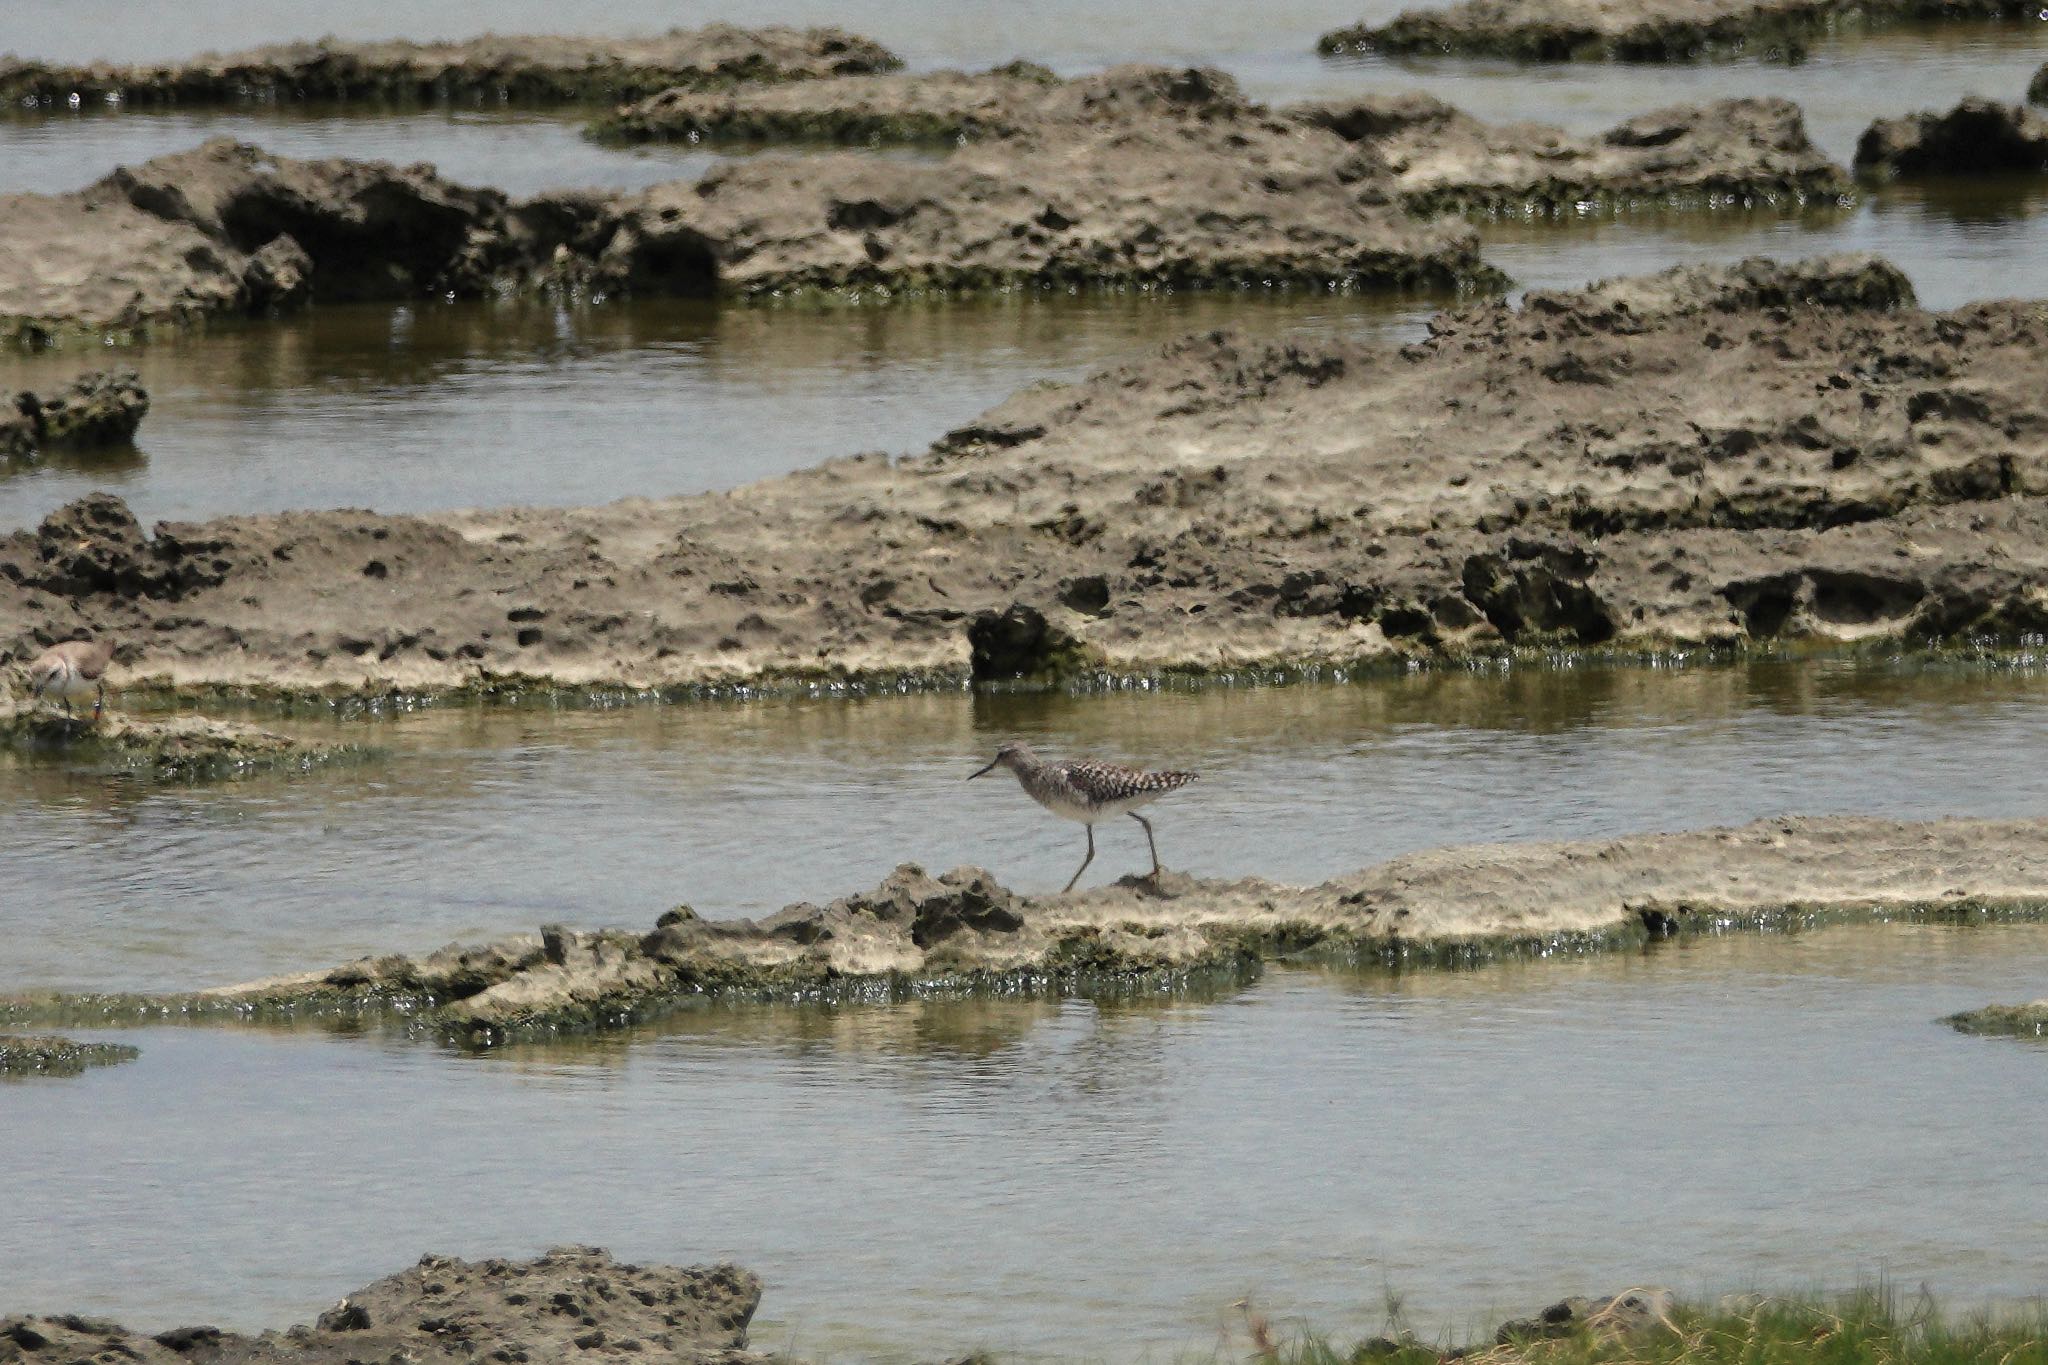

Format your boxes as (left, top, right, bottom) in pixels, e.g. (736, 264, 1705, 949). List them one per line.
(8, 257, 2048, 697)
(1319, 0, 2031, 61)
(1855, 97, 2048, 180)
(2, 123, 1499, 343)
(1295, 93, 1848, 212)
(0, 140, 501, 344)
(604, 64, 1847, 215)
(27, 815, 2037, 1043)
(0, 1033, 138, 1077)
(0, 26, 899, 109)
(1, 372, 148, 458)
(1944, 1000, 2048, 1038)
(0, 1248, 763, 1363)
(596, 61, 1252, 143)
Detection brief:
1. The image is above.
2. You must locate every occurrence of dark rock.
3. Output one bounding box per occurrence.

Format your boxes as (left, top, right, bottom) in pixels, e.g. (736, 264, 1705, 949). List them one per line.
(968, 602, 1092, 683)
(1855, 97, 2048, 180)
(2, 371, 148, 459)
(1497, 1288, 1675, 1344)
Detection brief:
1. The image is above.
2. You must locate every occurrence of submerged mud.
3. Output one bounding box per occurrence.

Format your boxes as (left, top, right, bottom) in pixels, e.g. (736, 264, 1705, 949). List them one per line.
(0, 1033, 138, 1077)
(0, 700, 361, 780)
(1945, 999, 2048, 1038)
(0, 1248, 762, 1363)
(1319, 0, 2034, 61)
(0, 26, 898, 110)
(13, 815, 2043, 1044)
(4, 256, 2045, 699)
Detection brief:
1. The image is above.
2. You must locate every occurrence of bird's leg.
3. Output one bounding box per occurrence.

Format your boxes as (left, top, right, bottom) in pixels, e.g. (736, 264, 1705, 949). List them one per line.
(1062, 824, 1096, 894)
(93, 681, 105, 723)
(1131, 812, 1161, 880)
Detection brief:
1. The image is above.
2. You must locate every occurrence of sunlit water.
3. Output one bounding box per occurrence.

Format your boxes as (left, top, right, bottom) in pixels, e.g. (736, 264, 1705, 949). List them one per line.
(7, 658, 2048, 994)
(3, 926, 2045, 1360)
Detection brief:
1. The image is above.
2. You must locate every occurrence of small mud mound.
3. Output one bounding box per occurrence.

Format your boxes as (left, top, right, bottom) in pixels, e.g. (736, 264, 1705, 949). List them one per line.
(0, 1248, 762, 1362)
(0, 1034, 138, 1078)
(1856, 97, 2048, 180)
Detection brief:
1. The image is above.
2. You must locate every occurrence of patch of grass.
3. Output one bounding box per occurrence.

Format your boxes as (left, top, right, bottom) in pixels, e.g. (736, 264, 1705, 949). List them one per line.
(1247, 1290, 2048, 1365)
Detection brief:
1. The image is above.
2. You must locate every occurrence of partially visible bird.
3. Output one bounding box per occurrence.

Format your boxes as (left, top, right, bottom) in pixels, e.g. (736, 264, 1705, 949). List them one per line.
(968, 740, 1197, 893)
(27, 639, 116, 721)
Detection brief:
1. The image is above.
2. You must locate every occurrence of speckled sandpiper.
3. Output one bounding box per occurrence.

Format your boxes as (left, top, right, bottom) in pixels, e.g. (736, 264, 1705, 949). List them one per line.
(27, 638, 115, 720)
(968, 740, 1197, 893)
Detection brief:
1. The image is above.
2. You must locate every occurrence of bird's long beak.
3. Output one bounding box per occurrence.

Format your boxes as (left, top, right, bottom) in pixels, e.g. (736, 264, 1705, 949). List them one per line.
(968, 756, 1001, 780)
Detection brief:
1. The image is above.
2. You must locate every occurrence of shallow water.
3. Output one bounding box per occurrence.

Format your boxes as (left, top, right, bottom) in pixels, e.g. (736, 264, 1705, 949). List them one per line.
(3, 9, 2045, 532)
(4, 924, 2045, 1360)
(8, 658, 2048, 994)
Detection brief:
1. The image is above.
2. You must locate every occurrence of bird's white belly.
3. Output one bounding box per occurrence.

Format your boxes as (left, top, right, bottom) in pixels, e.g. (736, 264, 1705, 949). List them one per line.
(40, 667, 96, 702)
(1041, 790, 1161, 823)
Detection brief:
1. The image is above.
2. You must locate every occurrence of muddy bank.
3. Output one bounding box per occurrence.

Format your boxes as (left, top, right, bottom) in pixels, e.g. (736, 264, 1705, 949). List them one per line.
(0, 1247, 762, 1363)
(602, 63, 1846, 214)
(13, 815, 2042, 1044)
(0, 123, 1496, 346)
(0, 26, 897, 110)
(1856, 98, 2048, 181)
(1320, 0, 2031, 61)
(7, 255, 2047, 698)
(0, 1033, 137, 1077)
(1945, 999, 2048, 1038)
(1, 371, 147, 460)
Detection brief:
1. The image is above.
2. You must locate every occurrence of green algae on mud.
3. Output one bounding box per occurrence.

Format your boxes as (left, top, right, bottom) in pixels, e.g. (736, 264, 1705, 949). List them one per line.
(1279, 1286, 2048, 1365)
(11, 816, 2048, 1047)
(0, 701, 373, 780)
(0, 1032, 138, 1077)
(1944, 999, 2048, 1039)
(1318, 0, 2039, 63)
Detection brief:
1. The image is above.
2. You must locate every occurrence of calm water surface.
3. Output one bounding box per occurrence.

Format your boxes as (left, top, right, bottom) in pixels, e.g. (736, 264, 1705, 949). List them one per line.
(2, 9, 2044, 529)
(7, 658, 2048, 994)
(3, 926, 2045, 1359)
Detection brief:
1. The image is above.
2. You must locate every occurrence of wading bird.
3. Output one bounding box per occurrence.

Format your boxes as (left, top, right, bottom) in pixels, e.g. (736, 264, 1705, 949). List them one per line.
(27, 639, 116, 721)
(968, 740, 1197, 893)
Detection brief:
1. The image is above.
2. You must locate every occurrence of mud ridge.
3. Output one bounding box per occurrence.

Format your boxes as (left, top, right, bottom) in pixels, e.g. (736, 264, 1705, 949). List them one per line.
(8, 256, 2048, 699)
(0, 26, 898, 110)
(600, 63, 1848, 215)
(1320, 0, 2033, 62)
(0, 1247, 764, 1363)
(11, 816, 2045, 1045)
(0, 118, 1499, 345)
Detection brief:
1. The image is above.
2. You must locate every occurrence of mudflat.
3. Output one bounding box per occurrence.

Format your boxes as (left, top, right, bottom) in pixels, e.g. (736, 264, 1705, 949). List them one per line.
(4, 256, 2044, 700)
(0, 25, 899, 109)
(10, 814, 2041, 1043)
(1319, 0, 2034, 61)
